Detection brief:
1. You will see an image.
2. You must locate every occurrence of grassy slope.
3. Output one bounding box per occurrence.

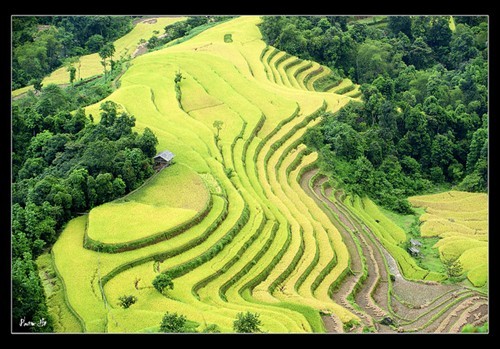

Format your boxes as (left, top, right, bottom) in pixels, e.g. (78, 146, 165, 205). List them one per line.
(12, 17, 186, 96)
(50, 15, 486, 334)
(409, 191, 488, 287)
(86, 164, 209, 244)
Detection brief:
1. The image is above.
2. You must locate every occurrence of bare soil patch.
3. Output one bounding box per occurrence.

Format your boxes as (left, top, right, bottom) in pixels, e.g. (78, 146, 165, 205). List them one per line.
(299, 168, 488, 333)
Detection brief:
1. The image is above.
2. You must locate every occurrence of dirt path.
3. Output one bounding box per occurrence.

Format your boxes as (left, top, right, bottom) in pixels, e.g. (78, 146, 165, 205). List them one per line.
(321, 314, 344, 333)
(299, 168, 488, 333)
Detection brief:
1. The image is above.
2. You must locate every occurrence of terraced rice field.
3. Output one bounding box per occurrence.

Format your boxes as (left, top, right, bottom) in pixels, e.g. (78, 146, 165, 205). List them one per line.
(41, 16, 487, 333)
(409, 192, 488, 288)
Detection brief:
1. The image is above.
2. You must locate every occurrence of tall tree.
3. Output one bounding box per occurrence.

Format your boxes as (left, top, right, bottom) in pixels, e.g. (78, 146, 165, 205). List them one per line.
(449, 24, 480, 68)
(233, 312, 262, 333)
(388, 16, 413, 38)
(99, 42, 115, 77)
(160, 312, 187, 333)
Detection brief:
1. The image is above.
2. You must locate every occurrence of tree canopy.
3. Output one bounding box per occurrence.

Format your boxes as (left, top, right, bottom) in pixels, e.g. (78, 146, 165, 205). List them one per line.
(261, 16, 490, 213)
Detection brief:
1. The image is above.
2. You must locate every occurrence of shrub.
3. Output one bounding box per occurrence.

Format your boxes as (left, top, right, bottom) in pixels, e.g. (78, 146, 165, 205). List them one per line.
(233, 312, 262, 333)
(442, 254, 464, 281)
(117, 295, 137, 309)
(362, 326, 376, 333)
(461, 322, 488, 333)
(202, 324, 221, 333)
(343, 319, 358, 331)
(224, 167, 234, 178)
(160, 312, 187, 333)
(152, 273, 174, 294)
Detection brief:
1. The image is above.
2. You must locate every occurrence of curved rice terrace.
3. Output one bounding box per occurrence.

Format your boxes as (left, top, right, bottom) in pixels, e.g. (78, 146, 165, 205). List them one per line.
(43, 16, 488, 333)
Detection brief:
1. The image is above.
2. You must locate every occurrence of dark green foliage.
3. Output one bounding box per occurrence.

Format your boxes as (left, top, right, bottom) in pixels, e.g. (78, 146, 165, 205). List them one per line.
(145, 16, 233, 53)
(12, 16, 132, 89)
(12, 254, 54, 332)
(159, 312, 187, 333)
(118, 295, 137, 309)
(343, 319, 358, 331)
(442, 254, 464, 281)
(86, 34, 105, 52)
(202, 324, 221, 333)
(388, 16, 412, 38)
(362, 326, 376, 333)
(224, 167, 234, 178)
(68, 65, 76, 84)
(461, 322, 488, 333)
(233, 312, 262, 333)
(152, 273, 174, 294)
(12, 95, 158, 331)
(224, 33, 233, 43)
(147, 35, 159, 49)
(293, 16, 487, 214)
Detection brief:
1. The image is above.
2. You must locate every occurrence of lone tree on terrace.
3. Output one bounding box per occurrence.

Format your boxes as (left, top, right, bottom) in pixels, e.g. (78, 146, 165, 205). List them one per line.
(152, 273, 174, 294)
(233, 311, 262, 333)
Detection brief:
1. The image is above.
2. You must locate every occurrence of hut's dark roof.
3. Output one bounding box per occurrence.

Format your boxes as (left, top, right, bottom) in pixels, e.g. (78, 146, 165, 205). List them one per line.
(410, 238, 422, 247)
(409, 246, 420, 254)
(154, 150, 175, 162)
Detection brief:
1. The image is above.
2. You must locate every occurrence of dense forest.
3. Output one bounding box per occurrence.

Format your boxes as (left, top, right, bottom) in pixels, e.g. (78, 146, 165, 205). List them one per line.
(11, 16, 162, 331)
(12, 95, 158, 331)
(260, 16, 488, 213)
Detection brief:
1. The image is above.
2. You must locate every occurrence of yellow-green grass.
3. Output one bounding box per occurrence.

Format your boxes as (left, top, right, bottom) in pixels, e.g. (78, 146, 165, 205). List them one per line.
(344, 86, 362, 99)
(271, 129, 337, 300)
(288, 154, 351, 303)
(409, 191, 488, 287)
(449, 16, 456, 32)
(345, 195, 442, 281)
(36, 253, 83, 332)
(11, 84, 33, 97)
(305, 66, 332, 91)
(52, 217, 108, 332)
(467, 264, 487, 288)
(52, 15, 365, 332)
(258, 118, 355, 322)
(53, 194, 227, 330)
(104, 262, 236, 332)
(424, 207, 488, 224)
(268, 50, 288, 86)
(250, 107, 331, 310)
(87, 203, 198, 244)
(260, 46, 275, 82)
(283, 150, 338, 296)
(420, 218, 487, 238)
(86, 163, 209, 244)
(434, 237, 487, 259)
(125, 163, 209, 209)
(103, 254, 312, 333)
(276, 55, 297, 88)
(327, 78, 354, 93)
(410, 191, 486, 207)
(277, 152, 356, 324)
(295, 62, 321, 90)
(285, 59, 310, 90)
(156, 161, 312, 331)
(248, 99, 349, 316)
(42, 17, 186, 86)
(174, 210, 313, 332)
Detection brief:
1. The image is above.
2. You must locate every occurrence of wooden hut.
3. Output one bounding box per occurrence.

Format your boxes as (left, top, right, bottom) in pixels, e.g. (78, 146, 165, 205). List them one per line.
(154, 150, 175, 171)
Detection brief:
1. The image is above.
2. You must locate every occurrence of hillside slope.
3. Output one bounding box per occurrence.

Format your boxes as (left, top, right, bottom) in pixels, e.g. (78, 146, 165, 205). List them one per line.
(46, 16, 487, 333)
